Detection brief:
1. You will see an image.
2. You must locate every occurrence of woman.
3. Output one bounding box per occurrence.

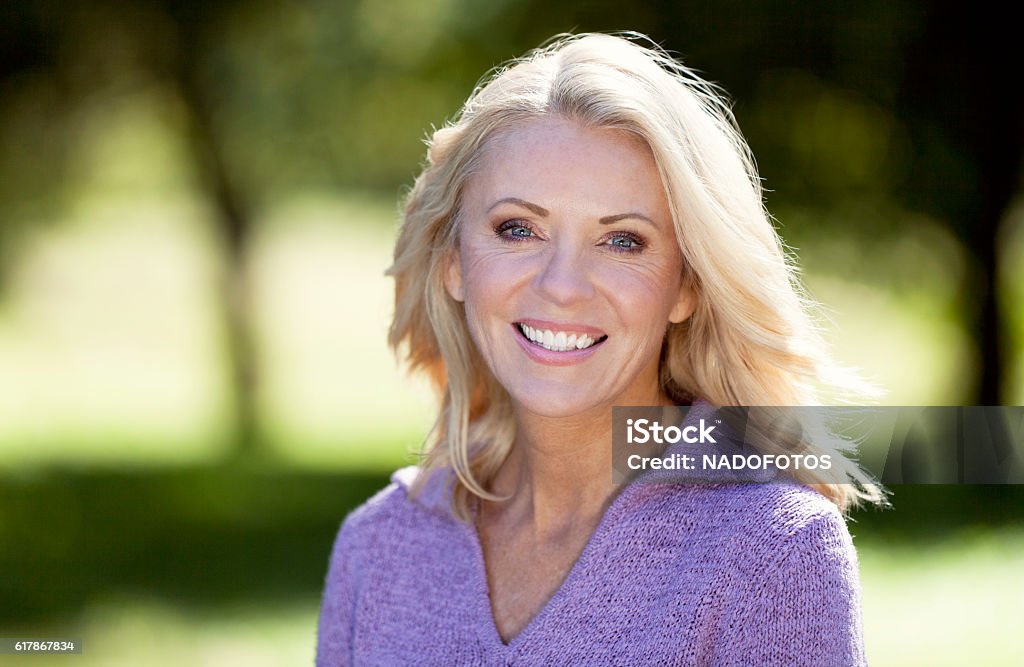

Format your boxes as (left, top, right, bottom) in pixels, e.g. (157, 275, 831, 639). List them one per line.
(317, 32, 884, 666)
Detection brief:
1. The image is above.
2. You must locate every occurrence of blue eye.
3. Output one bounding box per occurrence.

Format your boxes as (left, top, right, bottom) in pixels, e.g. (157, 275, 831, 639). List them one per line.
(607, 233, 645, 252)
(495, 220, 535, 242)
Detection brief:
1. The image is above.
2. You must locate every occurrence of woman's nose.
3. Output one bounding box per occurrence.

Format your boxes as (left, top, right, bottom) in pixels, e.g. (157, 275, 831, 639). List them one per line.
(532, 241, 596, 306)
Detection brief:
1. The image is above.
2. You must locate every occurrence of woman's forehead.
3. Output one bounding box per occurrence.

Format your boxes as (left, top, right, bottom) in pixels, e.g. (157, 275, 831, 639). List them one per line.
(466, 116, 668, 217)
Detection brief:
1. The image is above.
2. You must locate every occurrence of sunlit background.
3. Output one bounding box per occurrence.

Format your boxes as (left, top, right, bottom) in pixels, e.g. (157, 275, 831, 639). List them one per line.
(2, 1, 1023, 665)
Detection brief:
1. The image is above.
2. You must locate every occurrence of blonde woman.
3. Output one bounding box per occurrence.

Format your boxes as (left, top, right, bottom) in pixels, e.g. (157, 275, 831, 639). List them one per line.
(317, 32, 882, 666)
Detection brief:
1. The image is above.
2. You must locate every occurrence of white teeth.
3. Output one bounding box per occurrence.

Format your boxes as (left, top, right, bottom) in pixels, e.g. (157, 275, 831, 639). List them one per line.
(517, 324, 603, 352)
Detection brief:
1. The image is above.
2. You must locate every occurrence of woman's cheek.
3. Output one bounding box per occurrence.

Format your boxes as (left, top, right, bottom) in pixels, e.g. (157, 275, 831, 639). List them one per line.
(467, 256, 539, 301)
(605, 264, 680, 311)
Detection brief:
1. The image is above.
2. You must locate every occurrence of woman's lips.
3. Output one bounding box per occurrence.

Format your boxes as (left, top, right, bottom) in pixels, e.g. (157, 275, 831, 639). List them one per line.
(511, 322, 607, 366)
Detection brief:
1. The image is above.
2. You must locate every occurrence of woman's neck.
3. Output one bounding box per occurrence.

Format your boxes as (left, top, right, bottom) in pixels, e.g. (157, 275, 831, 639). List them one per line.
(486, 386, 673, 537)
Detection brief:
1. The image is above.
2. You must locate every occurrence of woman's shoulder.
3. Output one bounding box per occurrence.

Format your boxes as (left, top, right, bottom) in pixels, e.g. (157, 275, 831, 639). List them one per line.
(713, 482, 857, 570)
(626, 480, 855, 567)
(631, 485, 865, 665)
(317, 466, 466, 663)
(628, 482, 862, 649)
(328, 464, 461, 558)
(705, 480, 847, 535)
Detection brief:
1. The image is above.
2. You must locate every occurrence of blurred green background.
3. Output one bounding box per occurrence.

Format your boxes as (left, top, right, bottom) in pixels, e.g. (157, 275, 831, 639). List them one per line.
(1, 1, 1023, 664)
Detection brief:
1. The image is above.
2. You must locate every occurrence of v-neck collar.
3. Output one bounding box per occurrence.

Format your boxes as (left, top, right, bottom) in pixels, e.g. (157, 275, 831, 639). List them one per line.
(460, 478, 642, 654)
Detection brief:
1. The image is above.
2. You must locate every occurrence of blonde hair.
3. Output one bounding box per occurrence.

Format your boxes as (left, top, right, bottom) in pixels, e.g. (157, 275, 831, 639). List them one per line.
(388, 32, 886, 519)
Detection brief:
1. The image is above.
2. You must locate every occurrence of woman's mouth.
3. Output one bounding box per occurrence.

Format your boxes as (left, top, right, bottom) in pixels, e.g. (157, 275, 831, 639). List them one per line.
(515, 322, 608, 352)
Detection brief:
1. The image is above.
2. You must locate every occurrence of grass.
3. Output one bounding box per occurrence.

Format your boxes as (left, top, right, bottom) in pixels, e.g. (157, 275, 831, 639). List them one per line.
(4, 596, 319, 667)
(861, 529, 1024, 665)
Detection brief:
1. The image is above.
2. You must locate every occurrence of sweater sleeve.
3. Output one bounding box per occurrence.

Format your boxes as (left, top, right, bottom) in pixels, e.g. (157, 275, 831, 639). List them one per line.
(717, 510, 868, 667)
(315, 516, 361, 667)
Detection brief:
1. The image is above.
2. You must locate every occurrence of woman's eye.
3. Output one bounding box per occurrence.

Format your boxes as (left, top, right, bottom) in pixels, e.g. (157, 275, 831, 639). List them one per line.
(607, 233, 644, 251)
(495, 220, 535, 241)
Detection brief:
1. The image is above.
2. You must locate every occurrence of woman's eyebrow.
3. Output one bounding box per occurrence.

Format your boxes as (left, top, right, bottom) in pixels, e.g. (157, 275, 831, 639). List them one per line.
(487, 197, 549, 216)
(600, 212, 657, 229)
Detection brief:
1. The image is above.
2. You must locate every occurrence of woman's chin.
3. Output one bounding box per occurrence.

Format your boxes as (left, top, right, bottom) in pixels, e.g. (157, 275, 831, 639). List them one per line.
(508, 390, 610, 420)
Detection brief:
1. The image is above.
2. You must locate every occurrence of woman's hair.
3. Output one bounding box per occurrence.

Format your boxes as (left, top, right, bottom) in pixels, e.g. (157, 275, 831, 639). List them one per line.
(388, 31, 886, 519)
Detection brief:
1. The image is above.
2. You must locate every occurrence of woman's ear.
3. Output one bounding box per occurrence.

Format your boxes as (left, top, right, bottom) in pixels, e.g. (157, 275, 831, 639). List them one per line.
(443, 248, 465, 302)
(669, 278, 697, 324)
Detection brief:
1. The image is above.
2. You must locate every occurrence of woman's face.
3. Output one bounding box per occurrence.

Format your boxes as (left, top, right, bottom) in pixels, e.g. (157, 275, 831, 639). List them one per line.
(445, 116, 696, 418)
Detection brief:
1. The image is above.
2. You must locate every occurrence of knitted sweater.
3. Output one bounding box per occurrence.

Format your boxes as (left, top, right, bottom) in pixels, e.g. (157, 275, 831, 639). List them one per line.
(316, 413, 867, 666)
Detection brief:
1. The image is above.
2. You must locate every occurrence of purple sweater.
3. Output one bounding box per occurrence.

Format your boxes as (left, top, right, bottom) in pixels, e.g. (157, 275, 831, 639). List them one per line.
(316, 435, 867, 666)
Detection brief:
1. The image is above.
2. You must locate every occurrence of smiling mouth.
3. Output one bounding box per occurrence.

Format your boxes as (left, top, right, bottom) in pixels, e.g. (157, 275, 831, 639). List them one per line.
(515, 322, 608, 352)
